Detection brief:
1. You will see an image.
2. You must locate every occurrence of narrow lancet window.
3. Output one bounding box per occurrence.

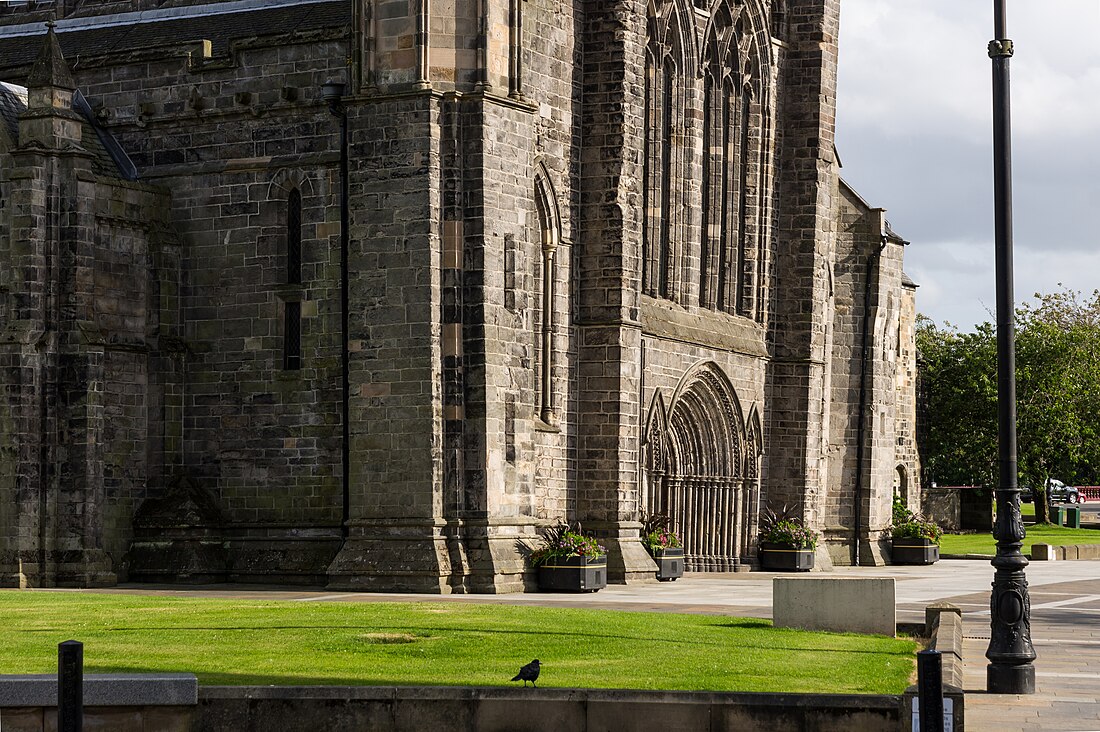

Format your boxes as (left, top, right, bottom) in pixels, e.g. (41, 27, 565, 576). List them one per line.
(284, 301, 301, 370)
(287, 188, 302, 284)
(534, 170, 561, 427)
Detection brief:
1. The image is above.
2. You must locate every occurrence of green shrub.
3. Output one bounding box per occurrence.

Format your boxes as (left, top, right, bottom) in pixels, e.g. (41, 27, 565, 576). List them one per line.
(890, 496, 943, 544)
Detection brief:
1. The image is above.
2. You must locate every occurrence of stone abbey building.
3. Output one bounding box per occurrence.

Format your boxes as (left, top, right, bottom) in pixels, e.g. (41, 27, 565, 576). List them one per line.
(0, 0, 919, 592)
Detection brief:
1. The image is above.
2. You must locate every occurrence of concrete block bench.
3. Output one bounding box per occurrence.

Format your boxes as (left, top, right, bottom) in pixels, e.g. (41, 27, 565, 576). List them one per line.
(773, 577, 896, 637)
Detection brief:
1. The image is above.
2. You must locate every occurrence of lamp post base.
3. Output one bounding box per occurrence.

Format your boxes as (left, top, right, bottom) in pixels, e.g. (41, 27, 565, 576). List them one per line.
(987, 663, 1035, 694)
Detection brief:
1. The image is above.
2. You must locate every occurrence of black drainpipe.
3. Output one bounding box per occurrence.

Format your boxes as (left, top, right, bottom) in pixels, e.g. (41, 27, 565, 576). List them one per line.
(324, 82, 351, 539)
(853, 236, 887, 566)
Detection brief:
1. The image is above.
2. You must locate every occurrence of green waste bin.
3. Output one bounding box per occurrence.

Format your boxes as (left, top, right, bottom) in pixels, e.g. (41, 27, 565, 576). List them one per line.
(1065, 506, 1081, 529)
(1050, 505, 1064, 526)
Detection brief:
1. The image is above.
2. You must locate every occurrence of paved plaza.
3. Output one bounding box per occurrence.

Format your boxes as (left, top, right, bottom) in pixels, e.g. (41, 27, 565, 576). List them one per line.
(56, 559, 1100, 730)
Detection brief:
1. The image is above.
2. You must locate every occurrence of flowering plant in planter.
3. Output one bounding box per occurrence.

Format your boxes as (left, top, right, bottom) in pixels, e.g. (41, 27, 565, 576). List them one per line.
(758, 505, 817, 571)
(528, 522, 606, 568)
(759, 505, 817, 550)
(641, 513, 682, 554)
(890, 496, 943, 544)
(640, 512, 684, 581)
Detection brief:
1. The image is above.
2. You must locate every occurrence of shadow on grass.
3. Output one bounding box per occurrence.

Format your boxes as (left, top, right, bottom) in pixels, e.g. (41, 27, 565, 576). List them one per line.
(80, 663, 890, 692)
(21, 621, 913, 660)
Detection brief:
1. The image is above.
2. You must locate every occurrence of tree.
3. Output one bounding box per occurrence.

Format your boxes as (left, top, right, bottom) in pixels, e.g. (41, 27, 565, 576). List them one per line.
(918, 288, 1100, 524)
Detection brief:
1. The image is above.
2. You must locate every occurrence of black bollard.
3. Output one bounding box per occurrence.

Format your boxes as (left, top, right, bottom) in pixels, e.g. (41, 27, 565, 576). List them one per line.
(917, 650, 944, 732)
(58, 640, 83, 732)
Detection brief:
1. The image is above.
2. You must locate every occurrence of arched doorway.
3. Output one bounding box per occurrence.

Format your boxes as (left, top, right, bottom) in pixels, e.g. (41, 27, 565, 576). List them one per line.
(894, 464, 909, 503)
(644, 362, 762, 571)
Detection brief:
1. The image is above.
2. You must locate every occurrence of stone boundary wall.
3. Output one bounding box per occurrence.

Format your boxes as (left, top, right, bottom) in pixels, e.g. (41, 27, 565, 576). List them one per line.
(946, 542, 1100, 561)
(1032, 543, 1100, 561)
(196, 686, 904, 731)
(0, 673, 197, 731)
(926, 603, 964, 689)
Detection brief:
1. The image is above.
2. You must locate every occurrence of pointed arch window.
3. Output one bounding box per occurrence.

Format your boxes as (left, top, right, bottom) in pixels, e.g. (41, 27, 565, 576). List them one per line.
(283, 187, 303, 370)
(699, 10, 769, 319)
(286, 188, 302, 284)
(534, 169, 562, 427)
(735, 88, 752, 316)
(643, 4, 686, 302)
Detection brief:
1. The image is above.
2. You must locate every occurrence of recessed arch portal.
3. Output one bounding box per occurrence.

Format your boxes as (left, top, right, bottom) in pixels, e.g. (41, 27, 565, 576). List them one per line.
(644, 362, 762, 570)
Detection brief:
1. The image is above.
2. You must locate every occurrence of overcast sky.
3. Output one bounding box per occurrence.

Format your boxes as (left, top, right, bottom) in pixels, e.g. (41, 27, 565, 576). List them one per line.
(835, 2, 1100, 330)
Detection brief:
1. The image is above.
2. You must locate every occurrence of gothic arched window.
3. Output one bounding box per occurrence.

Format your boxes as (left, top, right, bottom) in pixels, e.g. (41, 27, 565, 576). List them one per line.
(286, 188, 302, 284)
(699, 8, 769, 319)
(643, 2, 687, 302)
(534, 167, 561, 427)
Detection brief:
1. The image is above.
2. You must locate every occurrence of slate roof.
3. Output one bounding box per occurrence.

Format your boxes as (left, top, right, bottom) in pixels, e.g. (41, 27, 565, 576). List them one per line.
(0, 0, 349, 72)
(0, 81, 27, 143)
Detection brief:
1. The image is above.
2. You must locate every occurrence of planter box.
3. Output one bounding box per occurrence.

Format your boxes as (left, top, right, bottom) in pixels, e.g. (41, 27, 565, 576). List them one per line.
(891, 538, 940, 565)
(758, 543, 814, 572)
(650, 547, 684, 581)
(537, 555, 607, 592)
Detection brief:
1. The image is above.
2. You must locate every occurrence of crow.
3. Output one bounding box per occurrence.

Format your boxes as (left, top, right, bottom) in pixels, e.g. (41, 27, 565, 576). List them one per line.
(511, 659, 540, 687)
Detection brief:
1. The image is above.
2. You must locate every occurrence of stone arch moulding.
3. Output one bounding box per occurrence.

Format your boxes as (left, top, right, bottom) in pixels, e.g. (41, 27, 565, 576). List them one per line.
(643, 361, 760, 571)
(267, 168, 317, 201)
(648, 0, 699, 69)
(698, 0, 771, 80)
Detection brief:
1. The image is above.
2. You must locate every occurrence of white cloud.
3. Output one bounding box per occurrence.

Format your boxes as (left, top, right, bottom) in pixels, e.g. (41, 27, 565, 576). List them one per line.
(837, 1, 1100, 328)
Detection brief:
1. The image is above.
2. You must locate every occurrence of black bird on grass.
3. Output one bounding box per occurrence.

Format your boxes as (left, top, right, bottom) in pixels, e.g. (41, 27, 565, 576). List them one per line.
(511, 659, 540, 687)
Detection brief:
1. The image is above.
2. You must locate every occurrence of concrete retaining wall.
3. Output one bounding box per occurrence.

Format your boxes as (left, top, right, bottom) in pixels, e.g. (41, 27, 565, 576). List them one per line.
(0, 673, 197, 732)
(196, 686, 904, 732)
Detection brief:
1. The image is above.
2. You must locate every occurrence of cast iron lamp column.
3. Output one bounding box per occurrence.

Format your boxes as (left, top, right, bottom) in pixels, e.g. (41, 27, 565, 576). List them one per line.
(985, 0, 1037, 695)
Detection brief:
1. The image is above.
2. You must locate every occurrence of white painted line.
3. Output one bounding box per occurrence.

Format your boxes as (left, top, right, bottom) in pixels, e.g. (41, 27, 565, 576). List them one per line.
(971, 593, 1100, 616)
(294, 594, 356, 602)
(1030, 594, 1100, 610)
(0, 0, 340, 38)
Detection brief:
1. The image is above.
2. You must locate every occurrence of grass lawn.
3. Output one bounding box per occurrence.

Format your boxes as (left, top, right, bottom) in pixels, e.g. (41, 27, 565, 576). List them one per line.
(0, 592, 914, 694)
(940, 524, 1100, 556)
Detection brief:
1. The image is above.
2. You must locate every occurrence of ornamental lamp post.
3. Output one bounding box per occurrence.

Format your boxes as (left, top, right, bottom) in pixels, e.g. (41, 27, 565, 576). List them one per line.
(985, 0, 1037, 695)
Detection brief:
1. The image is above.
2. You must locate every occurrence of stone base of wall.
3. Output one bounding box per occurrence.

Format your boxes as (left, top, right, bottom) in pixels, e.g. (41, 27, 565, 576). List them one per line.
(821, 536, 888, 567)
(0, 551, 116, 588)
(127, 529, 343, 586)
(197, 686, 905, 732)
(327, 518, 543, 594)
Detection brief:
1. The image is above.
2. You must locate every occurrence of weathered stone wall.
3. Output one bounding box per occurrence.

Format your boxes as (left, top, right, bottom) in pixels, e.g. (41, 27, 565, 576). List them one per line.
(89, 182, 175, 575)
(0, 0, 925, 590)
(66, 39, 351, 582)
(0, 48, 170, 584)
(824, 182, 916, 566)
(895, 277, 921, 511)
(764, 0, 841, 557)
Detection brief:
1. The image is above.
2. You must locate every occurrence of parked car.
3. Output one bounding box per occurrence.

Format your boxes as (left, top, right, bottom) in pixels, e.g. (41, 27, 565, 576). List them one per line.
(1053, 481, 1082, 504)
(1020, 480, 1080, 504)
